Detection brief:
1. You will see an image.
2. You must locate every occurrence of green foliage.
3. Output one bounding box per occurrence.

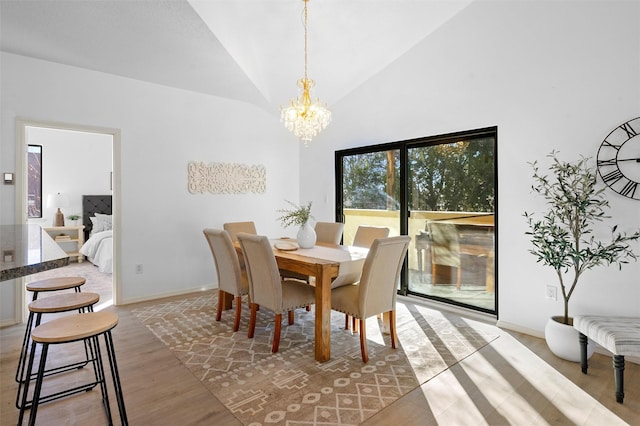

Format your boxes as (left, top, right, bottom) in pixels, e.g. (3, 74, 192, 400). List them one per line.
(408, 139, 494, 212)
(524, 151, 640, 324)
(277, 200, 313, 228)
(343, 151, 400, 210)
(66, 214, 81, 220)
(341, 139, 495, 212)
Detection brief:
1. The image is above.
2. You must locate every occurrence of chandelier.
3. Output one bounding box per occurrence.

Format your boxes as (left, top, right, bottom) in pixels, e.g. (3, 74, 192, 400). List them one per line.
(280, 0, 331, 146)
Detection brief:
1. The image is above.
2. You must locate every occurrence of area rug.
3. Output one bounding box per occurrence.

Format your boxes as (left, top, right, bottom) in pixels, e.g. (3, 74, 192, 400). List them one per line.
(132, 293, 499, 425)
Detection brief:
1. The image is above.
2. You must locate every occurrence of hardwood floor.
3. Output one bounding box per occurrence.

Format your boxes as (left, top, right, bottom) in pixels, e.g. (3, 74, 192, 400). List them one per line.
(1, 293, 638, 425)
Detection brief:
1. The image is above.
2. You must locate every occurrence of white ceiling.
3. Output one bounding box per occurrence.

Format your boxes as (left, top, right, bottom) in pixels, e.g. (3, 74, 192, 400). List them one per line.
(0, 0, 474, 114)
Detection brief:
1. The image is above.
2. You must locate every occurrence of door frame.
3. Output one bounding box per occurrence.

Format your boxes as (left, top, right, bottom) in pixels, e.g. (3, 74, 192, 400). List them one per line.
(15, 118, 122, 318)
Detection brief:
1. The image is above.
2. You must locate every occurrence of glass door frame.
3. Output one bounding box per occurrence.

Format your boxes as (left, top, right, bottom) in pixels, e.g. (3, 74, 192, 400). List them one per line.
(335, 127, 498, 315)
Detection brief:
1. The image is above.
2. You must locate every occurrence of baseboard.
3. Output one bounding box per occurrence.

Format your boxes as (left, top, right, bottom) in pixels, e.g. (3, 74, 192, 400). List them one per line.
(398, 294, 498, 325)
(496, 320, 544, 339)
(117, 285, 216, 306)
(0, 318, 20, 327)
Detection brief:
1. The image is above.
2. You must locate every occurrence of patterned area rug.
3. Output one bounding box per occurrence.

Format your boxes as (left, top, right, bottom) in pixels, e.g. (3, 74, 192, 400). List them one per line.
(132, 293, 498, 425)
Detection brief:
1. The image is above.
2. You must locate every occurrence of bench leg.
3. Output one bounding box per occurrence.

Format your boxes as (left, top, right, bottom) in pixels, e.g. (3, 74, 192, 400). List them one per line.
(578, 332, 588, 374)
(613, 355, 624, 404)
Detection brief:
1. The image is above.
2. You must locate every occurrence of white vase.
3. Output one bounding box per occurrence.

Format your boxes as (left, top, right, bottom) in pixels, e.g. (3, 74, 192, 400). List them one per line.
(297, 222, 317, 249)
(544, 316, 595, 362)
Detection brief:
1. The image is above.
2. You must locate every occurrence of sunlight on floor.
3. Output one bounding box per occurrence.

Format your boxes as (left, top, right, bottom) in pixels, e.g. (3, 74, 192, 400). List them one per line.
(418, 329, 628, 425)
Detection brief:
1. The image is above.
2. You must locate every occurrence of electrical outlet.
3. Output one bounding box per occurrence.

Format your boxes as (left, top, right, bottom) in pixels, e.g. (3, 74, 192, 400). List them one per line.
(545, 285, 557, 301)
(135, 264, 143, 274)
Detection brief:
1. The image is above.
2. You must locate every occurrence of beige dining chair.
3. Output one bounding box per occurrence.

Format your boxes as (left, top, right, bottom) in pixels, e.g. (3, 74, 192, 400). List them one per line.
(223, 221, 257, 242)
(352, 225, 390, 248)
(223, 221, 257, 273)
(343, 225, 390, 329)
(330, 235, 411, 363)
(203, 229, 249, 332)
(237, 233, 316, 353)
(315, 222, 345, 245)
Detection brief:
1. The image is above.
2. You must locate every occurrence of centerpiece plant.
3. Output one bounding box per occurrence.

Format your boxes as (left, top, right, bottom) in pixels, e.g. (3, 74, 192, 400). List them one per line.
(277, 200, 316, 248)
(524, 151, 640, 326)
(277, 200, 313, 228)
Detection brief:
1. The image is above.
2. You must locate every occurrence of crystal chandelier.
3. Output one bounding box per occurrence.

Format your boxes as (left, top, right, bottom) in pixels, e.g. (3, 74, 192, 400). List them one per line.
(280, 0, 331, 146)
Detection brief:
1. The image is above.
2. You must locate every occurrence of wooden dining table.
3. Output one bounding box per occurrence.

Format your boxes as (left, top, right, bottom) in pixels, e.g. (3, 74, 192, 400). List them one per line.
(234, 240, 368, 362)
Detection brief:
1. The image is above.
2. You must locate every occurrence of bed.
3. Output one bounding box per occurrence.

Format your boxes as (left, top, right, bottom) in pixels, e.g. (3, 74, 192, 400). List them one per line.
(79, 195, 113, 274)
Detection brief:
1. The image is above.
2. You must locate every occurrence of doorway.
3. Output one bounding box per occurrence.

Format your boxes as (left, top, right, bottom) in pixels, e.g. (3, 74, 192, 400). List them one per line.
(15, 119, 121, 314)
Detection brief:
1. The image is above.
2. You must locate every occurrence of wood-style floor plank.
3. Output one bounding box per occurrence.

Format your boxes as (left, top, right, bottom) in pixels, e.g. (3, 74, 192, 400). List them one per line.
(1, 299, 242, 426)
(2, 292, 638, 425)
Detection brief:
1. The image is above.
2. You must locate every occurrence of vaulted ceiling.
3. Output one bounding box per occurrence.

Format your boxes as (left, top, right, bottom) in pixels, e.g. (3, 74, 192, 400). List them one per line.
(1, 0, 474, 114)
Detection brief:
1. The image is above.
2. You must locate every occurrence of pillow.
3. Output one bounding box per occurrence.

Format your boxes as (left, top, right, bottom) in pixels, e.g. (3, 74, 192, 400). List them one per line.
(90, 214, 112, 235)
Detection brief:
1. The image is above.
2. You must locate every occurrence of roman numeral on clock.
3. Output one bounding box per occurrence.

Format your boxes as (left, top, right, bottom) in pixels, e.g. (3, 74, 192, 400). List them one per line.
(602, 169, 624, 184)
(602, 140, 621, 150)
(597, 158, 617, 167)
(620, 122, 638, 139)
(619, 180, 638, 198)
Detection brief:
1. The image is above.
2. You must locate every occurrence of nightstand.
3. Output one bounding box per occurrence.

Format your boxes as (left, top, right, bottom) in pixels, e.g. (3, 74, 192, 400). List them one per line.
(42, 225, 85, 263)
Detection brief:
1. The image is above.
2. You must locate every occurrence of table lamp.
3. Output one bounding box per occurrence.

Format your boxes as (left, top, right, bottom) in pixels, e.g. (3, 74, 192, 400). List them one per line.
(47, 192, 68, 227)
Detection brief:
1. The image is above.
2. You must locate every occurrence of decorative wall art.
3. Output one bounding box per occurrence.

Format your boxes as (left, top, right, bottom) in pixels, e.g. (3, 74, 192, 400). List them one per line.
(187, 161, 266, 194)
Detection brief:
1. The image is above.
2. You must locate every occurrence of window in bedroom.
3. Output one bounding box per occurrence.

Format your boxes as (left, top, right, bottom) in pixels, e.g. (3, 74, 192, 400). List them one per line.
(27, 144, 43, 218)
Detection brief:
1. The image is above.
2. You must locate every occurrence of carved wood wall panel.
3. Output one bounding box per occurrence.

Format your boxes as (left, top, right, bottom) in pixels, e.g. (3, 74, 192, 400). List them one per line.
(188, 161, 266, 194)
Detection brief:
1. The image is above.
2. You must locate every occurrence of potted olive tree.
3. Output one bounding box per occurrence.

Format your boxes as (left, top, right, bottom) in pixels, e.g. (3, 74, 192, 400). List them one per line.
(524, 151, 640, 361)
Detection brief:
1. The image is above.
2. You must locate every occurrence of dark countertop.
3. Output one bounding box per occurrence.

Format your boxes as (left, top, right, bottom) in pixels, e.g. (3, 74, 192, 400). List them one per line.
(1, 224, 69, 282)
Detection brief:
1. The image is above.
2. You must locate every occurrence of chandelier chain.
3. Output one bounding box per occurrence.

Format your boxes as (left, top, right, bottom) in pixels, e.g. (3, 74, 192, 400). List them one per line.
(280, 0, 331, 146)
(303, 0, 308, 81)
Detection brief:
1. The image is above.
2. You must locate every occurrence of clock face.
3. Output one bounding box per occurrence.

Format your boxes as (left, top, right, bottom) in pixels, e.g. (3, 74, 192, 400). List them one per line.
(597, 117, 640, 200)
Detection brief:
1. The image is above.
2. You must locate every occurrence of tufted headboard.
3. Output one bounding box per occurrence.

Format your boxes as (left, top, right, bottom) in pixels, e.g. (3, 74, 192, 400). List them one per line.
(82, 195, 112, 241)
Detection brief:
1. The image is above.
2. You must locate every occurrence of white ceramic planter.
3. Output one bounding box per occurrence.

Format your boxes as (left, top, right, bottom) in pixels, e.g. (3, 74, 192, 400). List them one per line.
(544, 316, 595, 362)
(297, 222, 317, 248)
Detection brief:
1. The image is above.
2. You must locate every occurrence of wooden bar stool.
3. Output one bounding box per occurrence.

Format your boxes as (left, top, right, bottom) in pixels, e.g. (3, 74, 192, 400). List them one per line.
(15, 292, 100, 409)
(18, 311, 128, 426)
(17, 276, 87, 385)
(26, 276, 86, 301)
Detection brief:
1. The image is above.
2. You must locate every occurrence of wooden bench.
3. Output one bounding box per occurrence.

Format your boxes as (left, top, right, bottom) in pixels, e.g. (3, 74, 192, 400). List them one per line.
(573, 315, 640, 403)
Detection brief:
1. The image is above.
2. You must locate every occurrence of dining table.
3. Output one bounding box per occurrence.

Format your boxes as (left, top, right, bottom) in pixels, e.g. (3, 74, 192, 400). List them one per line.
(234, 239, 368, 362)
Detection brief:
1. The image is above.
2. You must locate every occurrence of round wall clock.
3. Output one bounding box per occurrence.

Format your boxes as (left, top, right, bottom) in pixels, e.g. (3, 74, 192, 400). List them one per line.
(596, 117, 640, 200)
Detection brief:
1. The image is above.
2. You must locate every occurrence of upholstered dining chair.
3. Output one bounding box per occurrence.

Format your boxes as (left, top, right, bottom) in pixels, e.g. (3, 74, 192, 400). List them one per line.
(315, 222, 345, 245)
(352, 225, 390, 248)
(203, 228, 249, 332)
(237, 233, 316, 353)
(330, 235, 411, 363)
(223, 221, 257, 242)
(223, 221, 257, 273)
(342, 226, 390, 329)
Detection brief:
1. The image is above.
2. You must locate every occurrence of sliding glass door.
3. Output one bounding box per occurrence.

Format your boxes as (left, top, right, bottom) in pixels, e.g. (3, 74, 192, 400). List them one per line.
(336, 128, 497, 314)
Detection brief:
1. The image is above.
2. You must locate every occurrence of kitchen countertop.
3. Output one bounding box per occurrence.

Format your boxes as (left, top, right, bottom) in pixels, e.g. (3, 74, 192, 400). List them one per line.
(1, 224, 69, 282)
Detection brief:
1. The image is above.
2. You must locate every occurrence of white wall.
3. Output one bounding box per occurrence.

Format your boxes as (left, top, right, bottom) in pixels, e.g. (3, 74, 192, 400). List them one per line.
(26, 127, 113, 227)
(1, 1, 638, 335)
(301, 1, 640, 335)
(1, 52, 301, 323)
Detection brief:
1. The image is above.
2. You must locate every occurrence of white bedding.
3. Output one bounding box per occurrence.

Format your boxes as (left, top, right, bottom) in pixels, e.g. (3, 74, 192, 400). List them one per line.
(80, 230, 113, 274)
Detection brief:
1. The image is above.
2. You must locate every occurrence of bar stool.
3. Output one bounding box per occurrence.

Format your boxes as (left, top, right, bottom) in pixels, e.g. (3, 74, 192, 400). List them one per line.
(18, 311, 128, 426)
(16, 276, 87, 384)
(26, 276, 86, 301)
(15, 292, 100, 409)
